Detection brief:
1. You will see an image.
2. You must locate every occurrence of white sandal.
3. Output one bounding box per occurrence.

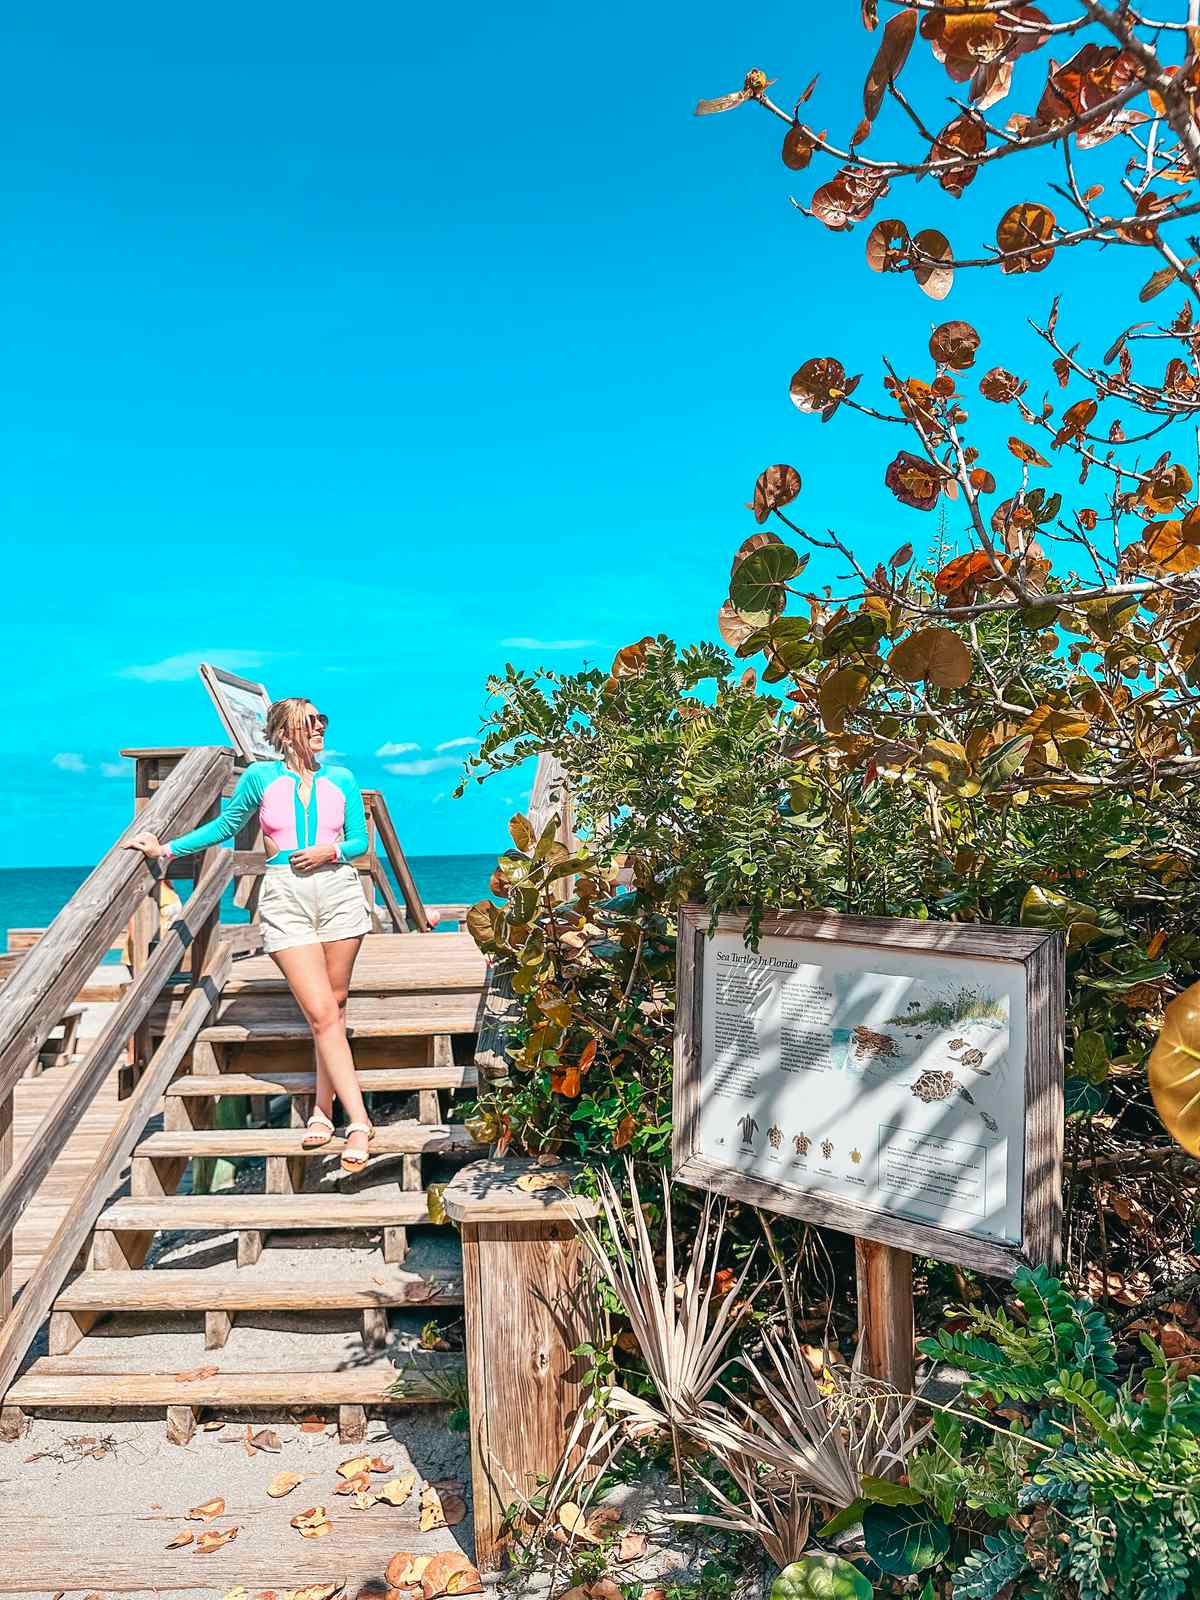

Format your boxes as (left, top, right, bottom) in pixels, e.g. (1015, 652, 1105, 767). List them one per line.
(340, 1121, 375, 1173)
(301, 1109, 335, 1150)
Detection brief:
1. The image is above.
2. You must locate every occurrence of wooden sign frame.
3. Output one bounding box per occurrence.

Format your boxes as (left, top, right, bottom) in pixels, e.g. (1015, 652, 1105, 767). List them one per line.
(673, 905, 1064, 1278)
(198, 663, 276, 764)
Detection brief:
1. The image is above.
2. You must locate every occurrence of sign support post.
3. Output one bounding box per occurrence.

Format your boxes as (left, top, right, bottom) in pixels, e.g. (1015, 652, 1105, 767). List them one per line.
(855, 1239, 914, 1394)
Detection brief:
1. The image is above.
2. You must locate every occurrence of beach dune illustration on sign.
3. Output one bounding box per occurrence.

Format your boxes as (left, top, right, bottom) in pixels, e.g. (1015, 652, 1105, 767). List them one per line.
(828, 976, 1009, 1092)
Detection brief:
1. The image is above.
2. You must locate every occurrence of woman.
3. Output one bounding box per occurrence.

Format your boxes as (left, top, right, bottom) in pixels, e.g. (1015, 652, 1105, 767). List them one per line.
(128, 698, 376, 1171)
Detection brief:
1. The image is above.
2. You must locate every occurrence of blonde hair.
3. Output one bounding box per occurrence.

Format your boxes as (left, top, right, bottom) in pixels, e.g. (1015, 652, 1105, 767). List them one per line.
(265, 697, 320, 770)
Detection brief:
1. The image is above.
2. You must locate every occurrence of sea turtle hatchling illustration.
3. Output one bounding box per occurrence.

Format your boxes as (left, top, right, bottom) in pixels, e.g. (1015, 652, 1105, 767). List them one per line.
(821, 1138, 834, 1160)
(959, 1047, 987, 1072)
(949, 1038, 967, 1050)
(768, 1123, 783, 1150)
(793, 1132, 811, 1156)
(850, 1148, 862, 1165)
(912, 1069, 975, 1105)
(851, 1025, 900, 1060)
(912, 1069, 957, 1103)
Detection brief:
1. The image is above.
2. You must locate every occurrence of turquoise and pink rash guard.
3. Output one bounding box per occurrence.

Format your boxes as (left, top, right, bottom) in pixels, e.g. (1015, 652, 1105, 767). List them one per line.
(163, 761, 369, 868)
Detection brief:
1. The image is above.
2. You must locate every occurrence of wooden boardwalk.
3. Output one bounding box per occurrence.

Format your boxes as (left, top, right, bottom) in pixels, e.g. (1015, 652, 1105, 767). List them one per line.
(10, 1060, 127, 1294)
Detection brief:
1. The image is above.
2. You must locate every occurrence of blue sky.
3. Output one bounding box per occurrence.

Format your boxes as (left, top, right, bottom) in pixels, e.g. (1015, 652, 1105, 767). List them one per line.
(2, 3, 1153, 866)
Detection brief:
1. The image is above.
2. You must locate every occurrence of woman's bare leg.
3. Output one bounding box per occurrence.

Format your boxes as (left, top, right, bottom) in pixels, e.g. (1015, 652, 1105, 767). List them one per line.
(270, 943, 370, 1153)
(322, 936, 367, 1156)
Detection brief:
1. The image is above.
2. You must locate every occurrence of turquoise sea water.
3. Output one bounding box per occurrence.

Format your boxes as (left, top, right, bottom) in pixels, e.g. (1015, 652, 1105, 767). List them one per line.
(0, 855, 497, 957)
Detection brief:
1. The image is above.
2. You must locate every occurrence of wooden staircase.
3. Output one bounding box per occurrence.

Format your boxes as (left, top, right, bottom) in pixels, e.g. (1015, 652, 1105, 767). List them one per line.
(7, 931, 488, 1441)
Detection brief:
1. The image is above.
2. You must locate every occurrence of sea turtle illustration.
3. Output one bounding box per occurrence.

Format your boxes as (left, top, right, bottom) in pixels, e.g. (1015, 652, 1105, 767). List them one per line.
(912, 1069, 956, 1103)
(768, 1123, 783, 1150)
(949, 1038, 967, 1050)
(960, 1047, 986, 1070)
(821, 1138, 834, 1160)
(793, 1132, 811, 1156)
(981, 1111, 999, 1134)
(850, 1148, 862, 1165)
(852, 1025, 900, 1060)
(737, 1114, 759, 1146)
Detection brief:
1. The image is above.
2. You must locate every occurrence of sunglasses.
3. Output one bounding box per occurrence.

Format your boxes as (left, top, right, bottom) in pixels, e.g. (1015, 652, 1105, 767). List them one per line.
(305, 712, 329, 733)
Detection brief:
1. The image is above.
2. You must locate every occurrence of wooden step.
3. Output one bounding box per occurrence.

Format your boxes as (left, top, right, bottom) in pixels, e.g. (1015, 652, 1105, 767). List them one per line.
(8, 1352, 462, 1408)
(96, 1191, 438, 1232)
(56, 1266, 464, 1312)
(221, 930, 486, 994)
(165, 1064, 477, 1097)
(135, 1121, 476, 1158)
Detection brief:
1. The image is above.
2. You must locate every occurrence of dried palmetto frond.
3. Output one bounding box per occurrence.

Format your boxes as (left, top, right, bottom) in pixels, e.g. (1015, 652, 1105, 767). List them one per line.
(672, 1454, 812, 1571)
(573, 1163, 766, 1431)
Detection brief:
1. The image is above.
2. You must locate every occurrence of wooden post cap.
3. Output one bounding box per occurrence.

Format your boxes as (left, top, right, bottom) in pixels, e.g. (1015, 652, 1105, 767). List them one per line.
(442, 1158, 599, 1224)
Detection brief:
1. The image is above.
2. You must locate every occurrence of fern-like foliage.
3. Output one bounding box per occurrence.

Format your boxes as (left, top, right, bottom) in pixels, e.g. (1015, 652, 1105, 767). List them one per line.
(951, 1531, 1028, 1599)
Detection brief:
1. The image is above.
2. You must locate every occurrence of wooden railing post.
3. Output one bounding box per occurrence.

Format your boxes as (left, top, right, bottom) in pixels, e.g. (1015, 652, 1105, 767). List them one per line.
(0, 1088, 11, 1326)
(444, 1159, 600, 1572)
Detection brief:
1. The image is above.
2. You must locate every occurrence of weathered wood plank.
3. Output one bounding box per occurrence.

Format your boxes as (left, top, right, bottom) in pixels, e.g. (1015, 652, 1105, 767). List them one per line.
(364, 789, 432, 931)
(135, 1122, 474, 1157)
(166, 1064, 477, 1097)
(9, 1354, 461, 1404)
(96, 1189, 435, 1231)
(0, 852, 233, 1247)
(56, 1266, 464, 1311)
(0, 943, 232, 1396)
(0, 743, 232, 1098)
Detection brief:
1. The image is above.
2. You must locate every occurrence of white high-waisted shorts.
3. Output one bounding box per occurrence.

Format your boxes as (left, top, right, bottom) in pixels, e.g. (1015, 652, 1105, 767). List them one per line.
(258, 861, 373, 954)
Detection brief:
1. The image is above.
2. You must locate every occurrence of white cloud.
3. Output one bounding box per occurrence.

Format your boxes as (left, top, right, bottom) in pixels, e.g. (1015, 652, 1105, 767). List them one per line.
(500, 636, 597, 651)
(119, 649, 266, 683)
(383, 756, 461, 777)
(376, 740, 420, 757)
(100, 762, 127, 778)
(435, 736, 477, 752)
(51, 752, 88, 773)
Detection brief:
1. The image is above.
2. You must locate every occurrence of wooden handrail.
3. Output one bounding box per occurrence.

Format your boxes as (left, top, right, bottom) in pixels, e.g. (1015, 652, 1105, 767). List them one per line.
(363, 790, 433, 932)
(0, 851, 233, 1247)
(0, 937, 233, 1394)
(0, 744, 233, 1099)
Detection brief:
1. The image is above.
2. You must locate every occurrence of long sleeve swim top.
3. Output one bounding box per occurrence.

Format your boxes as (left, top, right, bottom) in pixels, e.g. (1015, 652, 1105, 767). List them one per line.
(163, 761, 369, 867)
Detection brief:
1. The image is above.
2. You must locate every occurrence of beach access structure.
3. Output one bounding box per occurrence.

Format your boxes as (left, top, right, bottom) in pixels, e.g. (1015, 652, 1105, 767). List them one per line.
(0, 742, 507, 1434)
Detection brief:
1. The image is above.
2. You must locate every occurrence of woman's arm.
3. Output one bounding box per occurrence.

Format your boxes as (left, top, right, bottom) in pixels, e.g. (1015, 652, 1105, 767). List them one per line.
(333, 771, 369, 861)
(158, 765, 266, 859)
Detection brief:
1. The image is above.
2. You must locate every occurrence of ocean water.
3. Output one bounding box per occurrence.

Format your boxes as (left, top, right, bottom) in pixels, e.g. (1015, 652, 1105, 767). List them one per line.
(0, 854, 497, 958)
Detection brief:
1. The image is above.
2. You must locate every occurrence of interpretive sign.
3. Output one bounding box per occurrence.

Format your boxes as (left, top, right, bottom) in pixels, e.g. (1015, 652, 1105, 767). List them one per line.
(198, 662, 276, 763)
(673, 906, 1064, 1277)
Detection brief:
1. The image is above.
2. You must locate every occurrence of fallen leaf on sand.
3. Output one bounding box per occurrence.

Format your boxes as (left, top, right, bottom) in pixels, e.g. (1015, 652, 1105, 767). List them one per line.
(586, 1583, 623, 1600)
(386, 1554, 431, 1586)
(297, 1413, 329, 1433)
(335, 1471, 373, 1496)
(175, 1365, 219, 1383)
(337, 1453, 372, 1478)
(588, 1506, 621, 1533)
(419, 1551, 483, 1598)
(367, 1455, 394, 1473)
(245, 1425, 282, 1455)
(618, 1531, 648, 1562)
(291, 1506, 333, 1539)
(351, 1490, 380, 1510)
(418, 1481, 465, 1531)
(557, 1502, 600, 1543)
(202, 1419, 226, 1432)
(376, 1475, 416, 1506)
(165, 1530, 194, 1549)
(195, 1527, 240, 1554)
(267, 1471, 307, 1498)
(187, 1497, 226, 1521)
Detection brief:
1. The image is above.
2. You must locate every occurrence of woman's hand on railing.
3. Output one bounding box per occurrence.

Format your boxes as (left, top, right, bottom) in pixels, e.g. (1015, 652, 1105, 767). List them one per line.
(127, 831, 168, 860)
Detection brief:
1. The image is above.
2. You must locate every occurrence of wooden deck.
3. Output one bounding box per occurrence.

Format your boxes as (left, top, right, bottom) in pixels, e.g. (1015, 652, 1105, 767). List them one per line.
(7, 934, 487, 1299)
(10, 1061, 127, 1295)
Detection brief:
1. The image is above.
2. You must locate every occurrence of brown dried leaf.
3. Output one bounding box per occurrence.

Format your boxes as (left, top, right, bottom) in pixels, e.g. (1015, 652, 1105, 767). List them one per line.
(376, 1475, 418, 1506)
(885, 451, 943, 511)
(387, 1554, 432, 1587)
(746, 464, 801, 523)
(996, 201, 1056, 273)
(291, 1506, 333, 1539)
(782, 123, 822, 171)
(911, 228, 953, 299)
(268, 1471, 307, 1499)
(558, 1501, 601, 1543)
(890, 627, 972, 689)
(1008, 436, 1050, 467)
(929, 319, 980, 370)
(863, 9, 918, 122)
(188, 1498, 226, 1522)
(515, 1170, 569, 1193)
(165, 1530, 195, 1549)
(865, 217, 909, 273)
(336, 1471, 373, 1496)
(931, 111, 986, 195)
(979, 366, 1027, 403)
(337, 1454, 373, 1479)
(419, 1552, 484, 1599)
(195, 1527, 240, 1555)
(1052, 398, 1098, 448)
(619, 1531, 649, 1562)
